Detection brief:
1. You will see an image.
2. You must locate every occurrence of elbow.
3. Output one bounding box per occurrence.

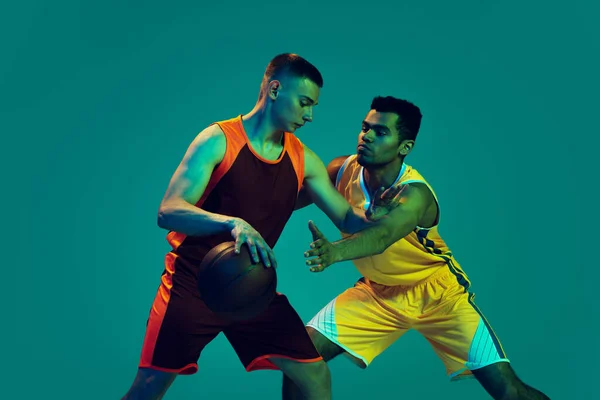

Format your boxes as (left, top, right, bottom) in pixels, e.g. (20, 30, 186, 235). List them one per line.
(157, 209, 168, 230)
(157, 203, 173, 230)
(338, 208, 355, 234)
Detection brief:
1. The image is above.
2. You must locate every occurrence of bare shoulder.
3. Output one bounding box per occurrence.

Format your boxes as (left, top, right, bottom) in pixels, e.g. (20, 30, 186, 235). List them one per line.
(326, 155, 352, 185)
(403, 182, 435, 204)
(160, 124, 227, 206)
(302, 145, 351, 184)
(402, 181, 438, 226)
(185, 123, 227, 164)
(302, 144, 326, 178)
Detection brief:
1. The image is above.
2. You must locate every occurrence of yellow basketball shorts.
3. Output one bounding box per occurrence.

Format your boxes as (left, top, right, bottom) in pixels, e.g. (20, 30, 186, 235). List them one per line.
(306, 267, 510, 380)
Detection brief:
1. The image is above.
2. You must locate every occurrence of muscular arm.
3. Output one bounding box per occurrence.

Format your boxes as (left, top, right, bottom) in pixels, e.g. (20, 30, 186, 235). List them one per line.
(294, 155, 348, 210)
(301, 147, 375, 234)
(157, 124, 236, 236)
(330, 183, 435, 262)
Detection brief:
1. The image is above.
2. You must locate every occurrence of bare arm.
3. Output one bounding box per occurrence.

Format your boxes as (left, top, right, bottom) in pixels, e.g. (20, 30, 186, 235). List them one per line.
(157, 124, 277, 267)
(302, 146, 399, 234)
(304, 183, 435, 271)
(301, 147, 369, 232)
(294, 155, 349, 210)
(157, 124, 234, 235)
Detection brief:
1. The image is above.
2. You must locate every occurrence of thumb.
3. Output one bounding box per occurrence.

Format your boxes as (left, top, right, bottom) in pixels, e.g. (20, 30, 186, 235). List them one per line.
(308, 220, 323, 240)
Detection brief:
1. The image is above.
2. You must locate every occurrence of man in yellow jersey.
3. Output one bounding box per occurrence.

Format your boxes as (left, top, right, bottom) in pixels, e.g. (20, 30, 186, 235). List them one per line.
(286, 96, 550, 399)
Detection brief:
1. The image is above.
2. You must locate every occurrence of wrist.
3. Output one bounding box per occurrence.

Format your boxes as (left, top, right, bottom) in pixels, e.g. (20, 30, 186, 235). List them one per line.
(225, 216, 241, 232)
(331, 242, 345, 263)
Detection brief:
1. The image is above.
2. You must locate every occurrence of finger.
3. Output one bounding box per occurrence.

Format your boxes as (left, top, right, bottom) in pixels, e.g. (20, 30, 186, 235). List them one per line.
(391, 185, 408, 201)
(308, 220, 324, 240)
(304, 248, 321, 258)
(380, 186, 394, 199)
(309, 239, 323, 249)
(234, 235, 244, 254)
(246, 240, 259, 263)
(257, 245, 271, 268)
(262, 243, 277, 268)
(373, 186, 385, 199)
(309, 262, 326, 272)
(305, 256, 319, 264)
(269, 249, 278, 269)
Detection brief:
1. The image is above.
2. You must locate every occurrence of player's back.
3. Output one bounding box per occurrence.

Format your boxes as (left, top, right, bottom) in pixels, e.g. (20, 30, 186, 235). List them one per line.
(336, 155, 470, 288)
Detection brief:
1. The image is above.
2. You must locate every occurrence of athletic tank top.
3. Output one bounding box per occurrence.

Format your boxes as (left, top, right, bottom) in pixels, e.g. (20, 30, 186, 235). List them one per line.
(336, 155, 470, 288)
(166, 115, 305, 279)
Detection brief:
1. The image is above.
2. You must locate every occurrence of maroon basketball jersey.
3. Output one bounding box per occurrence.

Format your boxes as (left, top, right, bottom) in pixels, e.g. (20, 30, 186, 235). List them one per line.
(165, 115, 305, 276)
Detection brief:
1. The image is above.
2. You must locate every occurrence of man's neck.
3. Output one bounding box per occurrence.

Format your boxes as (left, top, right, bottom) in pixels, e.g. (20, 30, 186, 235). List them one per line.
(242, 103, 284, 145)
(363, 159, 404, 193)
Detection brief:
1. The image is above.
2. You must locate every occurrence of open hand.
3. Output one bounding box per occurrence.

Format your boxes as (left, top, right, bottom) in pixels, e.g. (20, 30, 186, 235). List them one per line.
(366, 184, 407, 220)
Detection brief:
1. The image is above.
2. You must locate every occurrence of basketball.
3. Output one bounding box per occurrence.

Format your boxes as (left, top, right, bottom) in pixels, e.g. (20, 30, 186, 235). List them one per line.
(197, 241, 277, 322)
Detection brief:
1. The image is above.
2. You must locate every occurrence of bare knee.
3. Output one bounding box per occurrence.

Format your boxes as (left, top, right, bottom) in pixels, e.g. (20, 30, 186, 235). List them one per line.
(122, 368, 176, 400)
(296, 361, 331, 399)
(274, 358, 331, 400)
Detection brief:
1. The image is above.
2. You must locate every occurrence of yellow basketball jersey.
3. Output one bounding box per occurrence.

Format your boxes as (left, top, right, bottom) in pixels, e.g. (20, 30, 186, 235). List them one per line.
(336, 155, 471, 287)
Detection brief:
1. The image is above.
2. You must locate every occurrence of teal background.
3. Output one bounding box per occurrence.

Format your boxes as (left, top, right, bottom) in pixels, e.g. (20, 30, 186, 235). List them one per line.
(2, 0, 597, 398)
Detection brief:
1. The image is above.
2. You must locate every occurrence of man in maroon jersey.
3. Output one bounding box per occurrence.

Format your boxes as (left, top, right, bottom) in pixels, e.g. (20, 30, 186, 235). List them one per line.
(121, 53, 400, 400)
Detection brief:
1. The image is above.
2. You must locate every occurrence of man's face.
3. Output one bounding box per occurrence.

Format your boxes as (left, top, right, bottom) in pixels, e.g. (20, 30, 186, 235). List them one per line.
(356, 110, 404, 167)
(271, 77, 320, 133)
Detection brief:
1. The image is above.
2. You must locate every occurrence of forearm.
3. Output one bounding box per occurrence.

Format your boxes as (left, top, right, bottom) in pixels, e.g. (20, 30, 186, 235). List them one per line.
(157, 199, 236, 236)
(332, 217, 416, 263)
(331, 226, 389, 262)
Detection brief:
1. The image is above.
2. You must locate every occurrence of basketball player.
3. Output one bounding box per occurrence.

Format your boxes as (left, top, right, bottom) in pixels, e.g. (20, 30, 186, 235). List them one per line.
(121, 55, 402, 400)
(286, 96, 550, 399)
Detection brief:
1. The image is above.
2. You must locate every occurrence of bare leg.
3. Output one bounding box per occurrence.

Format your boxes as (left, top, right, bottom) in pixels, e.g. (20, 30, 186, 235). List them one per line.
(472, 362, 550, 400)
(121, 368, 177, 400)
(282, 327, 346, 400)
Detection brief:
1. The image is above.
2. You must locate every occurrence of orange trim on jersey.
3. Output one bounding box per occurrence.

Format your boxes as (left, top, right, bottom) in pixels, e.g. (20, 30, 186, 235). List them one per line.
(285, 132, 305, 193)
(197, 117, 248, 207)
(166, 116, 247, 252)
(138, 362, 199, 376)
(245, 354, 323, 372)
(140, 252, 177, 368)
(165, 116, 305, 249)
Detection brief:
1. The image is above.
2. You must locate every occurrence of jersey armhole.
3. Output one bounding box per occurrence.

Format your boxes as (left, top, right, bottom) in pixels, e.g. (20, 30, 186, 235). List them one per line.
(335, 155, 355, 188)
(402, 179, 440, 229)
(197, 122, 245, 206)
(285, 133, 306, 193)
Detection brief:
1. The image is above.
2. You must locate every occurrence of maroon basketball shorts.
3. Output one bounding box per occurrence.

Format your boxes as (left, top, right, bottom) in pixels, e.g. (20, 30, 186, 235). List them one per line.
(138, 252, 322, 374)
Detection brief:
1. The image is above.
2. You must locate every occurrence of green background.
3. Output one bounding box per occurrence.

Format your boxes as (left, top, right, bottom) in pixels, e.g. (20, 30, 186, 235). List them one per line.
(2, 0, 597, 398)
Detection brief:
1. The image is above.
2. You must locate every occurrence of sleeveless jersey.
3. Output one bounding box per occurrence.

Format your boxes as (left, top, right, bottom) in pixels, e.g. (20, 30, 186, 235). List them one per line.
(165, 115, 305, 282)
(336, 155, 470, 288)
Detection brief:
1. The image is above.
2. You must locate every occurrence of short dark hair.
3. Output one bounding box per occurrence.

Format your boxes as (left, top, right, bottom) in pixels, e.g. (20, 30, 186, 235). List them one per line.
(370, 96, 422, 141)
(259, 53, 323, 99)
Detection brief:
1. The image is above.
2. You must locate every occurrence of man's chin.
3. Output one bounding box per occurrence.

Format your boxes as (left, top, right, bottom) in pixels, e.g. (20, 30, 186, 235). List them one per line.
(356, 154, 369, 166)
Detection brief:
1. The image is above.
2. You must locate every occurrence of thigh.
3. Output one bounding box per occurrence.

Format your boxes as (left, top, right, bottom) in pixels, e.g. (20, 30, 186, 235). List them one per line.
(223, 294, 322, 372)
(417, 289, 510, 380)
(306, 279, 410, 367)
(139, 257, 227, 375)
